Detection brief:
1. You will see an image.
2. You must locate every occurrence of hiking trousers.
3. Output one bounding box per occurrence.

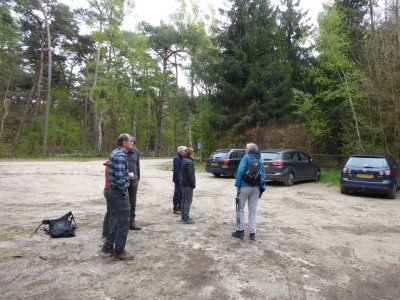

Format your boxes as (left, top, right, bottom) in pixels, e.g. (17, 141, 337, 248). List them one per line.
(238, 185, 259, 233)
(181, 186, 193, 221)
(104, 189, 130, 254)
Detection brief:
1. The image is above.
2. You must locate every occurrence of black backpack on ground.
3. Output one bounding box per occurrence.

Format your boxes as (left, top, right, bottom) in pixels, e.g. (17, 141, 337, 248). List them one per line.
(35, 211, 77, 238)
(242, 158, 262, 184)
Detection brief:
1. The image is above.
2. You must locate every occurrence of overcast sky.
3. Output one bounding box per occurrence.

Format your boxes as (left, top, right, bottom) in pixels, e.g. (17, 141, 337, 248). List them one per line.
(63, 0, 326, 30)
(130, 0, 326, 28)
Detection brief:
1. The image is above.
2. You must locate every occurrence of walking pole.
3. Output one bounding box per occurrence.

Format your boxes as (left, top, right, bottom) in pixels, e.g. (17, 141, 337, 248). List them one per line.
(235, 191, 240, 230)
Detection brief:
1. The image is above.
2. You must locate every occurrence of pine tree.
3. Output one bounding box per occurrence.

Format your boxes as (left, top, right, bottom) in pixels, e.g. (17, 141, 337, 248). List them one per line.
(216, 0, 288, 133)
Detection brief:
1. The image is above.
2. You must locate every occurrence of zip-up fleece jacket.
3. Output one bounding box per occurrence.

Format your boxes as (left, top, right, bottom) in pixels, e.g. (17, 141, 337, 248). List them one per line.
(181, 157, 196, 189)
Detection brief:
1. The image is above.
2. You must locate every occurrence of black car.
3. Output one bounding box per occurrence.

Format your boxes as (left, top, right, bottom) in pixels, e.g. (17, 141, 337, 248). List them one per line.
(205, 148, 245, 177)
(340, 153, 400, 199)
(261, 149, 321, 186)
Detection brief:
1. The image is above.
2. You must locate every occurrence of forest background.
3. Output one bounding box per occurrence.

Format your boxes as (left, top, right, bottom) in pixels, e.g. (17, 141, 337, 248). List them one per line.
(0, 0, 399, 161)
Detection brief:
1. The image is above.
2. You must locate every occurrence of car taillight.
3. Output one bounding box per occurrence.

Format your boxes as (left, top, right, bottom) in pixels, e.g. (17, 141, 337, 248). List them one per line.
(343, 167, 352, 174)
(379, 169, 392, 176)
(272, 160, 285, 166)
(223, 159, 230, 166)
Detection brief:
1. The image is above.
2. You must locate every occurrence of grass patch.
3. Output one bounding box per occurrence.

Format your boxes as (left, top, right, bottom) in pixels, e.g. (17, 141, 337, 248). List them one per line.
(320, 168, 341, 186)
(25, 279, 52, 290)
(194, 160, 206, 173)
(0, 225, 30, 241)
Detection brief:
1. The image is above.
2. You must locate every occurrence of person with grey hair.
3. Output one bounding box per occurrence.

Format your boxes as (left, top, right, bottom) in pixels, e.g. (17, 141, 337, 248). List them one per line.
(232, 143, 266, 241)
(102, 133, 134, 260)
(172, 145, 187, 214)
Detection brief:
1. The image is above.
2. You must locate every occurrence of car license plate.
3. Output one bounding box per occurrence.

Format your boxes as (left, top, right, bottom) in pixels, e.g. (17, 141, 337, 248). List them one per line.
(264, 164, 269, 169)
(357, 173, 373, 179)
(211, 162, 218, 167)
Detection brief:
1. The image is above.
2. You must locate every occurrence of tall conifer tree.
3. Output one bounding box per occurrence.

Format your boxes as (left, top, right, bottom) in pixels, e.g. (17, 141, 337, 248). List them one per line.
(216, 0, 288, 133)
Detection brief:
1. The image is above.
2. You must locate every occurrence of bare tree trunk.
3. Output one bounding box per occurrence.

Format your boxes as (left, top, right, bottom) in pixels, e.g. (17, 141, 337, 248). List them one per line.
(145, 90, 152, 153)
(89, 41, 101, 154)
(155, 89, 163, 156)
(89, 1, 105, 155)
(41, 4, 52, 156)
(369, 0, 375, 31)
(13, 80, 37, 150)
(188, 61, 196, 149)
(34, 32, 45, 120)
(0, 74, 11, 139)
(83, 70, 89, 155)
(98, 110, 103, 154)
(337, 68, 364, 151)
(154, 58, 168, 156)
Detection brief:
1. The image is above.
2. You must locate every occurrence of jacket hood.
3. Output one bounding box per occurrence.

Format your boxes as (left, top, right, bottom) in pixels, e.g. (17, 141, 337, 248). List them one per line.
(247, 151, 261, 160)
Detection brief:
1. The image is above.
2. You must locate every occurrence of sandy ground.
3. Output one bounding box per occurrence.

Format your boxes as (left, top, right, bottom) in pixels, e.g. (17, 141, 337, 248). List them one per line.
(0, 159, 399, 300)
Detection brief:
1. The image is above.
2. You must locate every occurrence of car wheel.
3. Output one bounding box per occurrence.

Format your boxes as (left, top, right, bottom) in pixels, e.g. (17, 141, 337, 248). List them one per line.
(284, 172, 294, 186)
(213, 173, 221, 177)
(314, 170, 321, 182)
(388, 185, 397, 199)
(340, 187, 347, 194)
(233, 168, 238, 178)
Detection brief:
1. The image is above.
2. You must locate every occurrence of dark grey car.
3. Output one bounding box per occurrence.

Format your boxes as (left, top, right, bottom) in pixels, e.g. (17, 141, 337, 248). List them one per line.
(261, 149, 321, 186)
(205, 148, 245, 177)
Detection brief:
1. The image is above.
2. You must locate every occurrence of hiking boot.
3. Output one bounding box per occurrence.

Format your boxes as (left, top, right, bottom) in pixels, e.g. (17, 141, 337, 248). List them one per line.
(101, 245, 115, 256)
(249, 233, 256, 241)
(232, 230, 244, 239)
(183, 219, 195, 224)
(114, 250, 134, 261)
(173, 209, 182, 215)
(129, 220, 142, 230)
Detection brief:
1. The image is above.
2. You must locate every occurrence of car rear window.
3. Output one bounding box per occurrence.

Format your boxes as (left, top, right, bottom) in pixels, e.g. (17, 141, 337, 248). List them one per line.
(261, 152, 280, 161)
(229, 151, 244, 159)
(209, 151, 229, 159)
(346, 157, 388, 168)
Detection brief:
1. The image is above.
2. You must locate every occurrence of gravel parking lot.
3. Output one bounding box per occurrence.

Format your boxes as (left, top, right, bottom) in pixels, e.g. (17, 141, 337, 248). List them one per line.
(0, 159, 399, 299)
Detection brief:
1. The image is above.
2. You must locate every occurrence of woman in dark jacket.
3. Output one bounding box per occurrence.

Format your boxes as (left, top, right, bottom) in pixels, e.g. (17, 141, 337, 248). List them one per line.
(180, 147, 196, 224)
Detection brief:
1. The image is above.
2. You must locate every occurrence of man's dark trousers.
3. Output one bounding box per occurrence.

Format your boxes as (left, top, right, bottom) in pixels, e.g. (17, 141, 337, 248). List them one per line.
(128, 180, 138, 221)
(173, 182, 182, 211)
(102, 188, 111, 237)
(104, 189, 130, 254)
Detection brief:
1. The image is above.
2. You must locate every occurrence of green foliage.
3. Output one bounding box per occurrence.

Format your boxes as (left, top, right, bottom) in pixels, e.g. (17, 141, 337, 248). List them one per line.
(190, 96, 217, 154)
(305, 4, 366, 154)
(320, 168, 341, 186)
(216, 0, 309, 135)
(1, 0, 400, 160)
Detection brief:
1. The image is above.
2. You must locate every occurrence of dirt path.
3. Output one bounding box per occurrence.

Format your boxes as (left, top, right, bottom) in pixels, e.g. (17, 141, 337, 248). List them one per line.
(0, 159, 399, 299)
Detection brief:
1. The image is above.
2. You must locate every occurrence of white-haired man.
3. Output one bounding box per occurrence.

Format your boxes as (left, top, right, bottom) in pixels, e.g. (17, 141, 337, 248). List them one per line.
(172, 145, 187, 214)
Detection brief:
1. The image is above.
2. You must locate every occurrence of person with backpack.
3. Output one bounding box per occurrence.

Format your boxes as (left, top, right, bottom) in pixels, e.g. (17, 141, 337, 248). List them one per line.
(232, 143, 266, 241)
